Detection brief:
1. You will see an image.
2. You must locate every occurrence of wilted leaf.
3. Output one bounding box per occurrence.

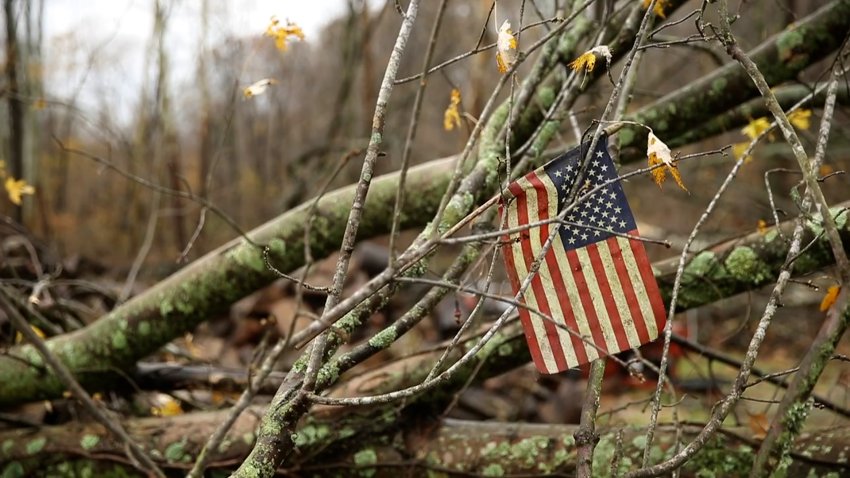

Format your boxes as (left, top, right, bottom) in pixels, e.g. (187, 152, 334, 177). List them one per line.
(820, 285, 841, 312)
(748, 412, 770, 439)
(443, 89, 462, 131)
(647, 132, 688, 192)
(151, 396, 183, 416)
(757, 219, 768, 235)
(264, 16, 304, 52)
(496, 20, 517, 73)
(819, 164, 834, 177)
(788, 109, 812, 130)
(732, 142, 753, 162)
(742, 117, 771, 140)
(642, 0, 669, 18)
(568, 45, 611, 73)
(15, 325, 45, 344)
(243, 78, 276, 99)
(5, 177, 35, 205)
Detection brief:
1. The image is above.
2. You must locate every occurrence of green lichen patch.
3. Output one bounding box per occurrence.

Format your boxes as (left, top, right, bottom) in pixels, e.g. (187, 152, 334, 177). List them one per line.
(724, 246, 771, 284)
(80, 434, 100, 451)
(294, 424, 331, 448)
(111, 331, 128, 350)
(0, 462, 24, 478)
(25, 437, 46, 455)
(164, 440, 190, 463)
(354, 448, 378, 477)
(368, 328, 397, 349)
(481, 463, 505, 476)
(1, 439, 12, 455)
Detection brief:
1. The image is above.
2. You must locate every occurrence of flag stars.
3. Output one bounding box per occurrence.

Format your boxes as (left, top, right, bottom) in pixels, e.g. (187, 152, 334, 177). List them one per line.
(554, 170, 563, 178)
(596, 151, 604, 158)
(619, 220, 627, 228)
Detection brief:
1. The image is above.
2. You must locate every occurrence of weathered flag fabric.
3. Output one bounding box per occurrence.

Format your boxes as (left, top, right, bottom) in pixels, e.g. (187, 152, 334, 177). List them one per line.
(500, 135, 666, 373)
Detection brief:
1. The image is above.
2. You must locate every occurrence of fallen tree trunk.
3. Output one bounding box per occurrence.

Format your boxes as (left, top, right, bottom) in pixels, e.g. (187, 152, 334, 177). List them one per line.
(0, 409, 846, 477)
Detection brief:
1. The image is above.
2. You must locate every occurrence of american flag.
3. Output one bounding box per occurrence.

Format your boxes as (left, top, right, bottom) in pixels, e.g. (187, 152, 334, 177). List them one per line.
(500, 135, 666, 373)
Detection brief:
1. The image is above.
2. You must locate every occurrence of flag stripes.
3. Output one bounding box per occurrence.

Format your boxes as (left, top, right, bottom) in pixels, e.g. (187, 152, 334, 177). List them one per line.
(500, 138, 666, 373)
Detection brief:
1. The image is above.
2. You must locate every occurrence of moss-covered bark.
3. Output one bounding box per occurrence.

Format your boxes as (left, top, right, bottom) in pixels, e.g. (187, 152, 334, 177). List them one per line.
(0, 158, 454, 406)
(1, 413, 846, 477)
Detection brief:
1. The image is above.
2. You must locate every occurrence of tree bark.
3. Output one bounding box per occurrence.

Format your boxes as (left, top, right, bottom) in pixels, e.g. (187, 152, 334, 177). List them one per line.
(0, 411, 846, 477)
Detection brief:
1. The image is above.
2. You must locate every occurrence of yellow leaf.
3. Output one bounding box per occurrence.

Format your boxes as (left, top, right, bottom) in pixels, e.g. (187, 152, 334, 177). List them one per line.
(788, 109, 812, 130)
(264, 16, 305, 52)
(642, 0, 669, 18)
(33, 98, 47, 110)
(569, 51, 596, 72)
(14, 325, 46, 344)
(647, 150, 667, 188)
(820, 285, 841, 312)
(569, 46, 611, 74)
(5, 177, 35, 205)
(496, 20, 517, 73)
(757, 219, 768, 235)
(151, 396, 183, 416)
(732, 142, 752, 162)
(647, 132, 688, 192)
(243, 78, 276, 99)
(443, 89, 462, 131)
(742, 117, 771, 140)
(819, 164, 834, 177)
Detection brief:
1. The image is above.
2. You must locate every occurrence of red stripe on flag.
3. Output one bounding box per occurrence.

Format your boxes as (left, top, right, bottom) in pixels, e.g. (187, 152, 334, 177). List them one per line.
(508, 180, 569, 372)
(628, 237, 667, 335)
(499, 204, 547, 372)
(586, 242, 630, 352)
(565, 249, 609, 355)
(527, 173, 588, 366)
(607, 235, 651, 344)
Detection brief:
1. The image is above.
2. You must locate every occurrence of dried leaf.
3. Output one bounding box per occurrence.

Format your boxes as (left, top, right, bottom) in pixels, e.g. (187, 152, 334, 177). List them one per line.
(757, 219, 768, 235)
(748, 412, 770, 439)
(496, 20, 517, 73)
(732, 142, 752, 162)
(820, 285, 841, 312)
(151, 396, 183, 417)
(243, 78, 277, 99)
(647, 132, 688, 192)
(264, 16, 304, 52)
(14, 325, 45, 344)
(788, 109, 812, 130)
(642, 0, 669, 18)
(5, 177, 35, 205)
(647, 150, 666, 187)
(819, 164, 834, 177)
(742, 117, 771, 140)
(568, 45, 611, 73)
(443, 89, 462, 131)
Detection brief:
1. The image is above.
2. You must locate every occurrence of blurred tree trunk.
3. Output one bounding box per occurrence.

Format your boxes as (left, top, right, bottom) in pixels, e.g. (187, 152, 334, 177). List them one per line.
(4, 0, 23, 223)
